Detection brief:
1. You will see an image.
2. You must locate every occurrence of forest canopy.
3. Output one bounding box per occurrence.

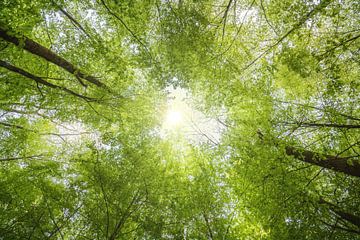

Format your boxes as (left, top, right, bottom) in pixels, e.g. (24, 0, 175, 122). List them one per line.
(0, 0, 359, 239)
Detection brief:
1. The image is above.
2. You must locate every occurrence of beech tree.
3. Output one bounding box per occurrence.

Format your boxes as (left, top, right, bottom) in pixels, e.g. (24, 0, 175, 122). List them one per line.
(0, 0, 359, 239)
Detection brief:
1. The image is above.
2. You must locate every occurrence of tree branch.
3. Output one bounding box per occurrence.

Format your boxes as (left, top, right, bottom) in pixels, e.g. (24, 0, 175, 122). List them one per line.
(242, 0, 332, 72)
(0, 60, 97, 102)
(99, 0, 152, 60)
(0, 27, 108, 90)
(0, 155, 44, 162)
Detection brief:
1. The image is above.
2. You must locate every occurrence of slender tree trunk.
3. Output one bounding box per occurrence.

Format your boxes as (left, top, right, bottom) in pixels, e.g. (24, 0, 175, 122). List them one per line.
(51, 1, 94, 40)
(320, 198, 360, 228)
(287, 122, 360, 129)
(202, 213, 214, 240)
(108, 192, 140, 240)
(285, 146, 360, 177)
(0, 27, 108, 89)
(0, 60, 96, 101)
(333, 209, 360, 229)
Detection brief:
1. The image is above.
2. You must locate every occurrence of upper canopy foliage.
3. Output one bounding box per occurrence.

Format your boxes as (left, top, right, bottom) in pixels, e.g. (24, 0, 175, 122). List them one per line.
(0, 0, 359, 239)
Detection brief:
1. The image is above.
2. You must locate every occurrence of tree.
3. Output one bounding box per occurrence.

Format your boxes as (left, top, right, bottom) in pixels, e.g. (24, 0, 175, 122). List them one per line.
(0, 0, 359, 239)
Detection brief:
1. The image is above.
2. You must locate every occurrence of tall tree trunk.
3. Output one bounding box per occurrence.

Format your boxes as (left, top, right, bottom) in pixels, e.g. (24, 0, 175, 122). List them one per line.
(0, 60, 96, 101)
(286, 122, 360, 129)
(333, 209, 360, 229)
(285, 146, 360, 177)
(0, 27, 108, 90)
(320, 198, 360, 228)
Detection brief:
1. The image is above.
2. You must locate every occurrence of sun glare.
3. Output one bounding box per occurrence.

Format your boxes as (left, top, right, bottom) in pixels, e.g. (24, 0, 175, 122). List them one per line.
(160, 86, 226, 144)
(165, 110, 183, 126)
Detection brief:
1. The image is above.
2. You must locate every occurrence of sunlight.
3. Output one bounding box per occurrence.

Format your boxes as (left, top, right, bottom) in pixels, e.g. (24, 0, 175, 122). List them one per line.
(165, 110, 183, 126)
(160, 86, 227, 145)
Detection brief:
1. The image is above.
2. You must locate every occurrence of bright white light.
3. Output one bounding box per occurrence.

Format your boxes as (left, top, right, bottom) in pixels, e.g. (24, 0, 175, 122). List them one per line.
(160, 86, 226, 144)
(165, 110, 182, 126)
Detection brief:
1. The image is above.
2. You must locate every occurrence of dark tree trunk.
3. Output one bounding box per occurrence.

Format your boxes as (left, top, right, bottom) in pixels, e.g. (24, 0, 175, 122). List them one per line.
(285, 146, 360, 177)
(293, 122, 360, 129)
(320, 198, 360, 228)
(0, 27, 108, 89)
(333, 209, 360, 228)
(0, 60, 96, 101)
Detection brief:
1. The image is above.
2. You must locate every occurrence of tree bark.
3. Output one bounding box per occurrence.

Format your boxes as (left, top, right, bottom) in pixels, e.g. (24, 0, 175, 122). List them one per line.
(0, 27, 108, 89)
(333, 209, 360, 229)
(291, 122, 360, 129)
(0, 60, 96, 101)
(320, 198, 360, 228)
(285, 146, 360, 177)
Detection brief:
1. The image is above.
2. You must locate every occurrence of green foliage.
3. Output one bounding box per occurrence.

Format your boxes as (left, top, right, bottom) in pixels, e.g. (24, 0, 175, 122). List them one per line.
(0, 0, 359, 239)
